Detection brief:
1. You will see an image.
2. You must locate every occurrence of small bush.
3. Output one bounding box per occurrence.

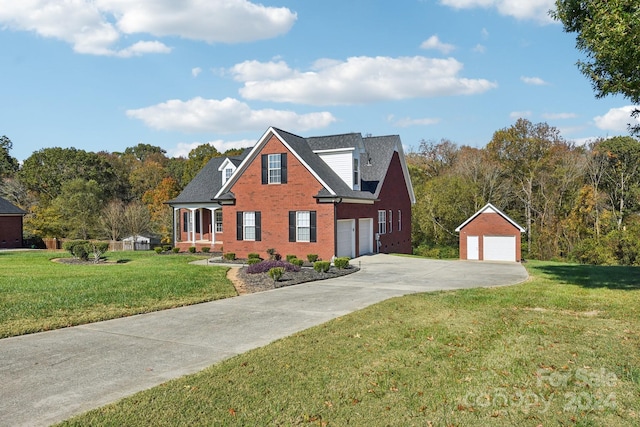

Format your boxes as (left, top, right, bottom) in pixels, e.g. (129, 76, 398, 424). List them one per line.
(334, 257, 350, 269)
(314, 261, 330, 273)
(268, 267, 285, 282)
(201, 247, 210, 253)
(248, 252, 261, 260)
(63, 240, 90, 260)
(266, 248, 277, 260)
(285, 254, 297, 262)
(188, 246, 196, 253)
(290, 258, 304, 267)
(247, 258, 262, 266)
(223, 252, 236, 261)
(247, 260, 300, 274)
(306, 254, 319, 263)
(162, 245, 172, 252)
(154, 247, 163, 254)
(172, 247, 180, 253)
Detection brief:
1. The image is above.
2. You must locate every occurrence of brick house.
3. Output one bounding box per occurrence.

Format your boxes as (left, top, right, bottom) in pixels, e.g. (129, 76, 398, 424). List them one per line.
(455, 203, 525, 262)
(0, 196, 26, 249)
(167, 127, 415, 260)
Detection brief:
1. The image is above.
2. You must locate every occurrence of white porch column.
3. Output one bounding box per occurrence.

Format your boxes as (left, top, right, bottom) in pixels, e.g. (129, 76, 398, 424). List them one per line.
(190, 208, 196, 244)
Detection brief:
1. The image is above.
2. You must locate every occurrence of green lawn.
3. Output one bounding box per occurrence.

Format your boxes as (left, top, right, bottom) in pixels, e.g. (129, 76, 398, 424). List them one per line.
(57, 260, 640, 426)
(0, 250, 237, 338)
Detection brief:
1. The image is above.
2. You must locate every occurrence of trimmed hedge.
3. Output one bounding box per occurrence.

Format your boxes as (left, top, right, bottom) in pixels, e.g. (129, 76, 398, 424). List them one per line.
(334, 257, 350, 269)
(313, 261, 330, 273)
(247, 260, 300, 274)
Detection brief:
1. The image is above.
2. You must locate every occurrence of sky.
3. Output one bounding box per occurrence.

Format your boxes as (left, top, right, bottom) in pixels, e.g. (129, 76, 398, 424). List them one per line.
(1, 0, 638, 163)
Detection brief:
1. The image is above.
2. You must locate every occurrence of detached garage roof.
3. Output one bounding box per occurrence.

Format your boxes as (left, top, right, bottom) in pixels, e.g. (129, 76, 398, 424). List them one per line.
(455, 203, 525, 232)
(0, 197, 26, 215)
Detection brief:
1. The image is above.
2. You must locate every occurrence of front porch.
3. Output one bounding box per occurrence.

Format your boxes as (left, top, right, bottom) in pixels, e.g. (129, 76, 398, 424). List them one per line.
(172, 205, 224, 252)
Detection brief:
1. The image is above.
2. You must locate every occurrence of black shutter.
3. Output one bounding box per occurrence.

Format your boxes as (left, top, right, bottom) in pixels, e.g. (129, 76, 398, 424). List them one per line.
(281, 153, 287, 183)
(261, 154, 268, 184)
(289, 211, 296, 242)
(310, 211, 317, 242)
(255, 212, 261, 241)
(195, 210, 201, 233)
(236, 211, 243, 240)
(183, 212, 188, 232)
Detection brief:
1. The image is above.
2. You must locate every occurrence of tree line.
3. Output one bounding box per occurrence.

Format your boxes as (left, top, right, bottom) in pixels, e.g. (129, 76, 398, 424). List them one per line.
(408, 118, 640, 265)
(0, 138, 244, 245)
(2, 118, 640, 265)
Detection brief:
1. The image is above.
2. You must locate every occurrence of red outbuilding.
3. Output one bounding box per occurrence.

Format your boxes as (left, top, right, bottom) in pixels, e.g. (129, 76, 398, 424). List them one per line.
(455, 203, 525, 262)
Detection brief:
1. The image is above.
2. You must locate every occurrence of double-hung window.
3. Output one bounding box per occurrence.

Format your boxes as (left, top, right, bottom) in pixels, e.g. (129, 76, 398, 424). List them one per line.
(215, 210, 223, 233)
(388, 210, 393, 233)
(378, 210, 387, 235)
(237, 211, 261, 241)
(289, 211, 317, 242)
(398, 210, 402, 231)
(261, 153, 287, 184)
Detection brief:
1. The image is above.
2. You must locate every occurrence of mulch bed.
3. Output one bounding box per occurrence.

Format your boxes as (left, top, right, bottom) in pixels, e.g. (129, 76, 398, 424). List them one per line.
(235, 264, 359, 293)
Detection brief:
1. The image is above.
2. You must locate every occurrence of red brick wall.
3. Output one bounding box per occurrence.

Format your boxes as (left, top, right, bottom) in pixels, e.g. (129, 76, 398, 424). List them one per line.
(458, 212, 522, 261)
(223, 135, 335, 260)
(337, 152, 412, 255)
(0, 215, 23, 248)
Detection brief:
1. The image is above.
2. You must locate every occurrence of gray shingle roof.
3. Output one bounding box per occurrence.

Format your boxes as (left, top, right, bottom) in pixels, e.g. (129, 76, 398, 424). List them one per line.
(0, 197, 26, 215)
(307, 133, 362, 151)
(167, 155, 245, 205)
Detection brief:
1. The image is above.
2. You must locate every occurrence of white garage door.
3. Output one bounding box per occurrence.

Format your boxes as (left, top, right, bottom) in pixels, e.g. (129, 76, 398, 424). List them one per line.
(337, 220, 355, 258)
(483, 236, 516, 262)
(358, 218, 373, 255)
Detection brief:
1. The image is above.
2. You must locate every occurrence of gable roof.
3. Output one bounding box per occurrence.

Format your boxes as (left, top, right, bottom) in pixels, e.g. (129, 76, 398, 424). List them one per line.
(0, 197, 26, 215)
(455, 203, 525, 232)
(166, 153, 247, 206)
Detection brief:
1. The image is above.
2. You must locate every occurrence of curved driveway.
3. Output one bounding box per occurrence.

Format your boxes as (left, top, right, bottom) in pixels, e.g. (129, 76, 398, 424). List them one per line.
(0, 254, 527, 426)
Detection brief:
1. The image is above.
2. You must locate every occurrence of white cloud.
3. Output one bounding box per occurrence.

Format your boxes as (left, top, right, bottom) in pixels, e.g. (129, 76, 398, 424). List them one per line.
(167, 139, 255, 158)
(473, 44, 486, 53)
(510, 111, 532, 119)
(192, 67, 202, 78)
(126, 97, 336, 133)
(541, 112, 577, 120)
(439, 0, 555, 24)
(521, 76, 548, 86)
(388, 115, 441, 127)
(232, 56, 497, 106)
(594, 106, 640, 132)
(0, 0, 296, 56)
(420, 35, 456, 54)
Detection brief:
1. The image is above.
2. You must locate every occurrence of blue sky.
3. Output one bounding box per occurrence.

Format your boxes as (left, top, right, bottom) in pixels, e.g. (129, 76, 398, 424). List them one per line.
(1, 0, 637, 163)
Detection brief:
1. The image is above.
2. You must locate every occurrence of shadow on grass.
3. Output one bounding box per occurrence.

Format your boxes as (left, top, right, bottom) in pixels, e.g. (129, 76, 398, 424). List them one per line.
(535, 264, 640, 291)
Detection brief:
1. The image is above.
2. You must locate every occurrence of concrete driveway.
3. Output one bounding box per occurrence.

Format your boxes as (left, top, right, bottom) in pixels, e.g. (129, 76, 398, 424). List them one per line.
(0, 254, 527, 426)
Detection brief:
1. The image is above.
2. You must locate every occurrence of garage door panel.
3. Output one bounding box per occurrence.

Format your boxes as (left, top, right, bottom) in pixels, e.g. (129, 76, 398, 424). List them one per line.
(483, 236, 516, 262)
(358, 218, 373, 255)
(337, 220, 355, 258)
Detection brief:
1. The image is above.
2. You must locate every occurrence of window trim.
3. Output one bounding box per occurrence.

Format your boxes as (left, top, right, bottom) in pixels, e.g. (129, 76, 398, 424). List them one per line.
(388, 209, 392, 233)
(398, 209, 402, 231)
(215, 210, 223, 233)
(378, 210, 387, 235)
(289, 210, 317, 242)
(261, 153, 288, 185)
(237, 211, 261, 241)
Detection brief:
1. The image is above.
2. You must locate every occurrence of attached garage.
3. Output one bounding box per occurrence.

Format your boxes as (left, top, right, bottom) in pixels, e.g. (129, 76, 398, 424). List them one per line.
(455, 204, 525, 262)
(336, 219, 355, 258)
(358, 218, 373, 256)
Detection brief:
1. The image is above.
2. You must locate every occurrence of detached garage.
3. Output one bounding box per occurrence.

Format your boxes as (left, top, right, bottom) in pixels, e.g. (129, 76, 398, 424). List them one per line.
(455, 203, 525, 262)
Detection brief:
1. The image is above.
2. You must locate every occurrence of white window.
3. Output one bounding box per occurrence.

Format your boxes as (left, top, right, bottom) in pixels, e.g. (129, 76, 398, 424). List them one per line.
(215, 210, 223, 233)
(224, 167, 233, 182)
(243, 212, 256, 241)
(353, 157, 359, 187)
(398, 210, 402, 231)
(378, 210, 387, 235)
(389, 210, 393, 233)
(297, 211, 311, 242)
(268, 154, 281, 184)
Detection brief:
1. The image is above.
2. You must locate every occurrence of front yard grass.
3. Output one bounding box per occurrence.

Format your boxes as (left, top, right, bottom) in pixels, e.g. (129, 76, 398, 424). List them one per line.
(58, 260, 640, 426)
(0, 250, 237, 338)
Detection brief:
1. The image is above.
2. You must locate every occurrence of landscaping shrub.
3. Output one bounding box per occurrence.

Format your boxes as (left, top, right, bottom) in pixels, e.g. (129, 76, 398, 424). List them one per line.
(247, 260, 300, 274)
(188, 246, 196, 254)
(63, 240, 90, 260)
(201, 247, 210, 253)
(154, 247, 163, 254)
(313, 261, 330, 273)
(268, 267, 285, 282)
(290, 258, 304, 267)
(172, 247, 180, 253)
(334, 257, 350, 269)
(223, 252, 236, 261)
(285, 254, 297, 262)
(247, 258, 262, 266)
(248, 252, 261, 260)
(306, 254, 319, 263)
(266, 248, 277, 260)
(162, 245, 172, 252)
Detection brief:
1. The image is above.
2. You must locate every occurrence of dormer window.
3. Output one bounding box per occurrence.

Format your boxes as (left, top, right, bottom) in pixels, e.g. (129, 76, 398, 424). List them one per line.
(219, 158, 237, 185)
(224, 167, 233, 182)
(353, 157, 360, 189)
